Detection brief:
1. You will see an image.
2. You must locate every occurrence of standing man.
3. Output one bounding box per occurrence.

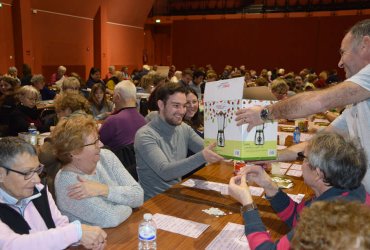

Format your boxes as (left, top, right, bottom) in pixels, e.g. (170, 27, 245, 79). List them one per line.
(135, 82, 223, 200)
(235, 19, 370, 192)
(100, 80, 146, 151)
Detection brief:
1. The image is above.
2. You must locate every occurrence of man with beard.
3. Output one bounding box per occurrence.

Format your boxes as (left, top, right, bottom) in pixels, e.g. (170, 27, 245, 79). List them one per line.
(135, 82, 223, 200)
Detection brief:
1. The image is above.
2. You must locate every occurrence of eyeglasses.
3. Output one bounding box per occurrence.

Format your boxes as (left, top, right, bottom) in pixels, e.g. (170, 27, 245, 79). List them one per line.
(297, 152, 308, 162)
(83, 137, 100, 147)
(0, 164, 44, 180)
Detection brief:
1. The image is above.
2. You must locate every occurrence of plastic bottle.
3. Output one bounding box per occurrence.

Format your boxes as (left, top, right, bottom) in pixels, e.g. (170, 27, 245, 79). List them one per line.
(139, 98, 148, 117)
(138, 213, 157, 250)
(28, 123, 38, 146)
(293, 126, 301, 144)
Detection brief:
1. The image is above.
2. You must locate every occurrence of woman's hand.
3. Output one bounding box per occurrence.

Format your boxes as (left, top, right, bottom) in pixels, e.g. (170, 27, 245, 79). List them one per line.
(68, 176, 109, 200)
(241, 165, 279, 197)
(228, 175, 253, 206)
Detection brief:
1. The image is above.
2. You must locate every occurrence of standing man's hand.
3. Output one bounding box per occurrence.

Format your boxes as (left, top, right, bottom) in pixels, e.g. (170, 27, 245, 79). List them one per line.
(235, 106, 264, 131)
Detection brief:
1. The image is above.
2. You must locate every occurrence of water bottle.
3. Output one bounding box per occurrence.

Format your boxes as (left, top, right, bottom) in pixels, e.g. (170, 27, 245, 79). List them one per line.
(138, 213, 157, 250)
(28, 123, 38, 146)
(293, 126, 301, 144)
(140, 98, 148, 117)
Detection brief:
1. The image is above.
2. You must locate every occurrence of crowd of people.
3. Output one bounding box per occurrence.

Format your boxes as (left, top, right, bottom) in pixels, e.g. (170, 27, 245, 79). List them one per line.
(0, 18, 369, 250)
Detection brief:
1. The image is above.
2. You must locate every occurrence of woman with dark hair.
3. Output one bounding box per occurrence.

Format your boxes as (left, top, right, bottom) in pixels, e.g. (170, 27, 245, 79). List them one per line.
(0, 76, 21, 135)
(88, 83, 114, 120)
(184, 87, 203, 137)
(86, 67, 104, 89)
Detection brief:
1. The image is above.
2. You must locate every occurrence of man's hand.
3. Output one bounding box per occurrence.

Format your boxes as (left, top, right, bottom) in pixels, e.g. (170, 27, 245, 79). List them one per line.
(68, 176, 109, 200)
(240, 165, 278, 197)
(228, 175, 253, 206)
(235, 106, 264, 131)
(202, 142, 224, 163)
(80, 224, 107, 249)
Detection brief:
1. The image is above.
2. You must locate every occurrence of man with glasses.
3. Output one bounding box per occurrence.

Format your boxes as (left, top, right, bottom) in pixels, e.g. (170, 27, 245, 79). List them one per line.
(0, 137, 107, 249)
(236, 19, 370, 192)
(228, 132, 370, 249)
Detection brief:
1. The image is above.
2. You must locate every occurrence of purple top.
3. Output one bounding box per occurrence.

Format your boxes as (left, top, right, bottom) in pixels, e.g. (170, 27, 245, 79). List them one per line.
(100, 107, 146, 150)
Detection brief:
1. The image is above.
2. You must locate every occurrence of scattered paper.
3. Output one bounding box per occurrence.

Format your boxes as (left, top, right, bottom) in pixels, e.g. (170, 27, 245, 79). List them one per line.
(287, 193, 305, 203)
(153, 213, 209, 238)
(286, 169, 302, 177)
(182, 179, 264, 197)
(290, 164, 302, 170)
(313, 118, 330, 123)
(206, 222, 250, 250)
(279, 162, 291, 169)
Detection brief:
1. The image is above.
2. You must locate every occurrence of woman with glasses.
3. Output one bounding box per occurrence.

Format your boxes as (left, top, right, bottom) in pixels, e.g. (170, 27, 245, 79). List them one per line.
(8, 85, 49, 136)
(50, 115, 143, 228)
(0, 137, 107, 249)
(228, 132, 369, 250)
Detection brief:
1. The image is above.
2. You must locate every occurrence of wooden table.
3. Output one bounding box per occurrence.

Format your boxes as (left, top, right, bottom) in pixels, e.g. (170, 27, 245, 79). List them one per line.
(86, 160, 313, 250)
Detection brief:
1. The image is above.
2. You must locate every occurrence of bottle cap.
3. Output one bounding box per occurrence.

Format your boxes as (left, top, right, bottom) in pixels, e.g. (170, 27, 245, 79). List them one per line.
(144, 213, 152, 220)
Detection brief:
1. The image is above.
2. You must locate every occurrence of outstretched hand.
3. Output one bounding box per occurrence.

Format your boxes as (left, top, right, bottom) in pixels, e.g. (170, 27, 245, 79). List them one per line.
(235, 106, 264, 131)
(202, 142, 224, 163)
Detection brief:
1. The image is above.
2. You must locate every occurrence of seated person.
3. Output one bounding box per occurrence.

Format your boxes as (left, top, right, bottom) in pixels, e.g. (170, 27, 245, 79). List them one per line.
(0, 137, 107, 249)
(9, 85, 49, 136)
(183, 87, 203, 138)
(106, 71, 123, 95)
(100, 80, 146, 151)
(88, 83, 113, 120)
(50, 65, 66, 86)
(31, 74, 56, 101)
(54, 91, 91, 119)
(291, 200, 370, 249)
(51, 115, 144, 228)
(228, 132, 369, 249)
(270, 78, 289, 100)
(0, 76, 21, 136)
(86, 67, 105, 89)
(135, 82, 223, 200)
(61, 76, 81, 93)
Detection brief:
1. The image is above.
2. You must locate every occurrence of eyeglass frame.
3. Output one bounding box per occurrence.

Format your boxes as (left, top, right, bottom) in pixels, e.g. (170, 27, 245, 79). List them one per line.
(0, 164, 44, 180)
(83, 137, 100, 147)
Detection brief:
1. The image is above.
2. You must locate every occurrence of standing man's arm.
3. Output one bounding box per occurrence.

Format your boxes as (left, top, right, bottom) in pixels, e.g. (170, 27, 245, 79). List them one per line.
(236, 81, 370, 131)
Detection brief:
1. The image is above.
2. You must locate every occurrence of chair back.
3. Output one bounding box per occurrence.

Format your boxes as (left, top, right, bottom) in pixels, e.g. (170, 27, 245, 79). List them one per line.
(112, 143, 138, 181)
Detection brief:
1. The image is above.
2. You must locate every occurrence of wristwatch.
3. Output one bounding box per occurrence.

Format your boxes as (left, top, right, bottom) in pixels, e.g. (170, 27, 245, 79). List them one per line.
(260, 106, 273, 122)
(240, 202, 258, 215)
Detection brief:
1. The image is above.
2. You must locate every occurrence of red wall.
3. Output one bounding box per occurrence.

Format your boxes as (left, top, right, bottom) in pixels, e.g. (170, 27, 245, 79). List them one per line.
(31, 12, 94, 79)
(162, 14, 370, 76)
(0, 4, 15, 74)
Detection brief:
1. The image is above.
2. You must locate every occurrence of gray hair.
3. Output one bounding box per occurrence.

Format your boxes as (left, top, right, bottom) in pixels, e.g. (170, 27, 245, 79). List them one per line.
(348, 19, 370, 47)
(17, 85, 40, 100)
(306, 132, 367, 189)
(58, 66, 67, 73)
(8, 66, 17, 75)
(0, 137, 37, 170)
(115, 80, 137, 100)
(31, 74, 45, 84)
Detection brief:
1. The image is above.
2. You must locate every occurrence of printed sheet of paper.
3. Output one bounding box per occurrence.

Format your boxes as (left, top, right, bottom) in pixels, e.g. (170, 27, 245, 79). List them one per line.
(182, 179, 264, 196)
(206, 222, 250, 250)
(290, 164, 302, 170)
(286, 169, 302, 177)
(279, 162, 291, 169)
(153, 213, 209, 238)
(313, 118, 330, 123)
(287, 193, 305, 203)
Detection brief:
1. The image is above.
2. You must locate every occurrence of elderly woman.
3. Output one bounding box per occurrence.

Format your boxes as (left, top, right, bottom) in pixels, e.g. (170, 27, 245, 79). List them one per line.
(8, 85, 49, 136)
(229, 132, 369, 249)
(51, 115, 144, 228)
(31, 74, 56, 100)
(0, 137, 107, 249)
(54, 91, 91, 119)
